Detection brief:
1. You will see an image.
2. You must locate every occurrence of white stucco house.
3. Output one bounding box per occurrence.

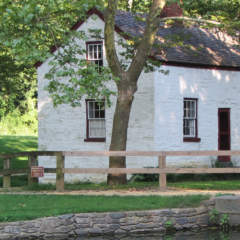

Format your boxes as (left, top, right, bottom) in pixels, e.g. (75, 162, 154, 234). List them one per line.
(37, 7, 240, 183)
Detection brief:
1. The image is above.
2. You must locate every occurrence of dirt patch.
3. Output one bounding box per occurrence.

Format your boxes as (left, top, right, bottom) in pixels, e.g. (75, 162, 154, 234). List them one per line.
(0, 187, 239, 196)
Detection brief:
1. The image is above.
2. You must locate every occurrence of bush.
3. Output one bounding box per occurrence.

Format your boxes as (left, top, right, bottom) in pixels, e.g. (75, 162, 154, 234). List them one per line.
(213, 159, 233, 168)
(130, 167, 159, 182)
(0, 94, 37, 136)
(130, 162, 240, 183)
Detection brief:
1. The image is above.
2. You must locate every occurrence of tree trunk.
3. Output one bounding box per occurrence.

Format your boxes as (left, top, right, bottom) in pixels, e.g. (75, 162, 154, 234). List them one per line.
(107, 86, 135, 185)
(104, 0, 167, 185)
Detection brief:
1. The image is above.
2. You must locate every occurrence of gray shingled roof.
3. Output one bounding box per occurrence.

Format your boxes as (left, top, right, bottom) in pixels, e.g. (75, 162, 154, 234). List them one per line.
(114, 10, 240, 69)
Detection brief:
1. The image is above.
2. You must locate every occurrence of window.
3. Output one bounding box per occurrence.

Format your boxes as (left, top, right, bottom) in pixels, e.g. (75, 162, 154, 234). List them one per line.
(85, 100, 105, 142)
(183, 98, 200, 142)
(86, 41, 103, 72)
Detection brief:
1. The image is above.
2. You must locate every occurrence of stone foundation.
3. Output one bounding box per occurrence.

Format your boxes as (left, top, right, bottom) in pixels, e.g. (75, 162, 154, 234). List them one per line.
(0, 205, 211, 240)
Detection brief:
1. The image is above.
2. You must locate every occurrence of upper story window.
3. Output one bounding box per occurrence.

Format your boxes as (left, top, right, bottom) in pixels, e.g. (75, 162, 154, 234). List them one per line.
(85, 99, 105, 142)
(183, 98, 200, 142)
(86, 41, 103, 71)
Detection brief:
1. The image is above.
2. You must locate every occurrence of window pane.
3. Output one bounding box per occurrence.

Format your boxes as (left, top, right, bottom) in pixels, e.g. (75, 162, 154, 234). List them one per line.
(87, 43, 103, 73)
(95, 108, 100, 118)
(87, 100, 105, 139)
(184, 119, 195, 136)
(94, 45, 97, 59)
(189, 101, 196, 118)
(183, 119, 190, 135)
(98, 45, 102, 59)
(100, 109, 105, 118)
(189, 119, 195, 136)
(89, 119, 105, 138)
(183, 99, 197, 137)
(88, 102, 94, 118)
(185, 101, 189, 118)
(88, 45, 93, 59)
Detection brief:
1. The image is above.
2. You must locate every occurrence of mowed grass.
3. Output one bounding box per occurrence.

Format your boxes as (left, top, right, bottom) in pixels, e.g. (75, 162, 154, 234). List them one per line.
(0, 135, 38, 169)
(25, 179, 240, 192)
(0, 135, 37, 154)
(0, 135, 37, 187)
(168, 180, 240, 190)
(26, 181, 160, 191)
(0, 194, 210, 222)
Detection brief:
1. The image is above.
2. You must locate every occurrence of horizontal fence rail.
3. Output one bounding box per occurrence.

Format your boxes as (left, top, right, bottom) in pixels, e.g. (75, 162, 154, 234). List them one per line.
(2, 150, 240, 158)
(0, 150, 240, 191)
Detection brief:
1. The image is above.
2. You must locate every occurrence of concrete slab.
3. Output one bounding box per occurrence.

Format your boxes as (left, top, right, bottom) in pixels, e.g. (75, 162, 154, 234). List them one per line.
(215, 195, 240, 214)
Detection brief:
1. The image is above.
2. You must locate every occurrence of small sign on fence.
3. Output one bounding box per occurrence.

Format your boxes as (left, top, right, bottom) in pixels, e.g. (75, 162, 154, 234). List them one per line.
(31, 166, 44, 178)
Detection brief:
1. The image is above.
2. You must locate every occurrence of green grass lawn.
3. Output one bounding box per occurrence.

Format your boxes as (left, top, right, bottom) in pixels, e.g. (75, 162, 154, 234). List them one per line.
(26, 181, 160, 191)
(0, 135, 38, 169)
(0, 194, 210, 222)
(168, 180, 240, 190)
(0, 135, 38, 154)
(26, 179, 240, 191)
(0, 135, 37, 187)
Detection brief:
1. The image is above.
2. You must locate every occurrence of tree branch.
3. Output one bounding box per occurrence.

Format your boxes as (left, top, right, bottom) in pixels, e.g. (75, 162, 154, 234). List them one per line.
(159, 16, 221, 25)
(104, 0, 123, 78)
(127, 0, 166, 82)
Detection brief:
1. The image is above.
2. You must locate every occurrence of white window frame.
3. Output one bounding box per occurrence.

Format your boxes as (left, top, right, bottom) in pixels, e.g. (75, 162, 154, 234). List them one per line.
(85, 99, 106, 141)
(86, 42, 103, 71)
(183, 98, 197, 138)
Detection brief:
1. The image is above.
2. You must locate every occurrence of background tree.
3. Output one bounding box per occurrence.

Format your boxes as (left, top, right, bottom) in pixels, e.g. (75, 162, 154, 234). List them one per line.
(0, 0, 101, 134)
(0, 45, 37, 134)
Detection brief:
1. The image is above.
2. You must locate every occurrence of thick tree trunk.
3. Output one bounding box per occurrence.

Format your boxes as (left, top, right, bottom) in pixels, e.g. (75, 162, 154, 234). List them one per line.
(104, 0, 166, 185)
(107, 85, 135, 185)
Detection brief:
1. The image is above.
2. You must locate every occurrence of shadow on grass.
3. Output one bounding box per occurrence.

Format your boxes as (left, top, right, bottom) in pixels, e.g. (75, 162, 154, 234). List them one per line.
(0, 136, 37, 154)
(0, 135, 38, 169)
(0, 175, 28, 187)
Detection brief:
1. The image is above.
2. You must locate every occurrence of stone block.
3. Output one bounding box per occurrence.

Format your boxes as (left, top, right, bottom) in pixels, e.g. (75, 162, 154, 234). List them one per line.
(109, 213, 126, 219)
(215, 196, 240, 214)
(75, 229, 89, 236)
(229, 214, 240, 226)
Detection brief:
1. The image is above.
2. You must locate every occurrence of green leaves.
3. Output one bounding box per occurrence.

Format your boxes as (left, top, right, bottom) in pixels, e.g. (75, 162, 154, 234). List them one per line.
(0, 45, 36, 119)
(0, 0, 102, 64)
(182, 0, 240, 36)
(45, 36, 115, 107)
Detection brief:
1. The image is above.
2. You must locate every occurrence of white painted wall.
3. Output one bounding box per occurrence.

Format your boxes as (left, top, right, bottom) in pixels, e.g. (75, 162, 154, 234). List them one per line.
(154, 66, 240, 167)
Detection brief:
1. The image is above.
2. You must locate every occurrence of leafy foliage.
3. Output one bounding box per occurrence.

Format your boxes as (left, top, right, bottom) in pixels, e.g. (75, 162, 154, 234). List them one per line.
(118, 0, 151, 13)
(0, 0, 103, 63)
(45, 30, 116, 107)
(0, 45, 36, 121)
(182, 0, 240, 37)
(0, 102, 37, 136)
(0, 0, 104, 125)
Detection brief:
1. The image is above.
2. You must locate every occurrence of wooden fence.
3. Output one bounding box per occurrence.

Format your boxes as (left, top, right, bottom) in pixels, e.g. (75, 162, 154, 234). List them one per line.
(1, 150, 240, 191)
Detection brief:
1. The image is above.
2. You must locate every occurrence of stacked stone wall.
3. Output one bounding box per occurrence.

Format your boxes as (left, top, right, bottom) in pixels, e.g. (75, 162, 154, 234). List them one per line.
(0, 206, 210, 239)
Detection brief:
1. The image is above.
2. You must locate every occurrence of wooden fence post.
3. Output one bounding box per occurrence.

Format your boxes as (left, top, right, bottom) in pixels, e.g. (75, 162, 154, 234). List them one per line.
(3, 158, 11, 188)
(56, 152, 65, 191)
(28, 155, 38, 186)
(158, 154, 167, 190)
